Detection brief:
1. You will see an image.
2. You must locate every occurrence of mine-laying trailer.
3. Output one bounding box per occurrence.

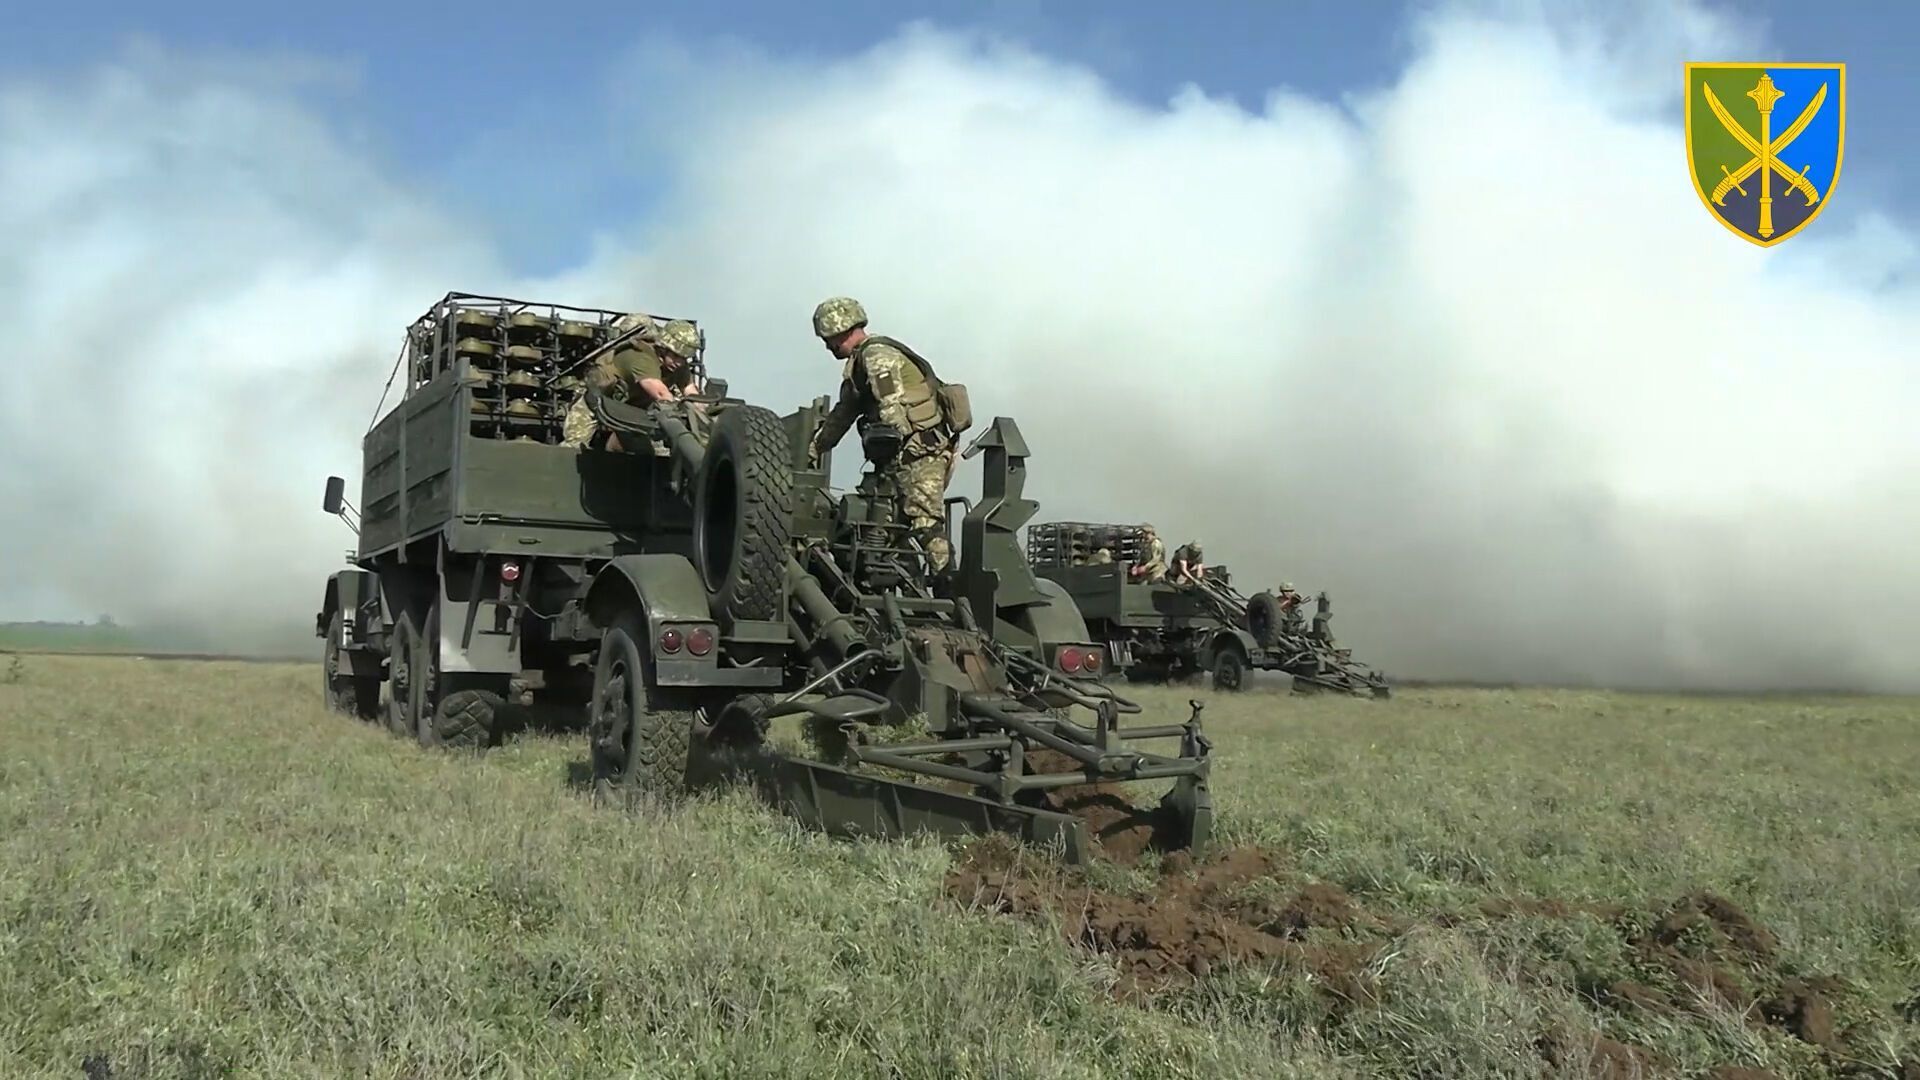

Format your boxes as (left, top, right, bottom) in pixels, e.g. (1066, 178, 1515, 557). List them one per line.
(316, 292, 1214, 862)
(1025, 521, 1391, 698)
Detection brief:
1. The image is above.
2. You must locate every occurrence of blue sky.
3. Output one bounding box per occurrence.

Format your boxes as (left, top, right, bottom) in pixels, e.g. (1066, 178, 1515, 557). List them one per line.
(14, 0, 1914, 276)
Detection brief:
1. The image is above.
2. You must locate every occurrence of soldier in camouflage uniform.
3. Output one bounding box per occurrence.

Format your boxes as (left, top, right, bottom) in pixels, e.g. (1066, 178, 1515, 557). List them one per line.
(561, 316, 703, 449)
(1276, 582, 1308, 632)
(1170, 541, 1207, 585)
(1129, 525, 1167, 583)
(805, 296, 958, 573)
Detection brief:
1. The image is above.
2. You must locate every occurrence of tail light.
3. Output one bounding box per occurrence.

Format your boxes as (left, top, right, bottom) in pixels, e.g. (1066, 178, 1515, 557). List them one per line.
(499, 560, 522, 583)
(687, 627, 714, 656)
(1082, 649, 1103, 675)
(658, 628, 683, 654)
(1058, 646, 1084, 674)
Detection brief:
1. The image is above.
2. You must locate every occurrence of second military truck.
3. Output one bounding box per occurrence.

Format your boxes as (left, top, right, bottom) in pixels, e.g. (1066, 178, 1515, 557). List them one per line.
(1025, 521, 1391, 697)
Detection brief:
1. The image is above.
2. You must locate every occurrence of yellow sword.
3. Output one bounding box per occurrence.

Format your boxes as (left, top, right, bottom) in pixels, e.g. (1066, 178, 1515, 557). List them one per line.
(1704, 80, 1826, 207)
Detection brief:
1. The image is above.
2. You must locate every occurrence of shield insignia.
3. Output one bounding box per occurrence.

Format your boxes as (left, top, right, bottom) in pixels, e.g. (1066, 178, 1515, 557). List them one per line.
(1685, 62, 1845, 246)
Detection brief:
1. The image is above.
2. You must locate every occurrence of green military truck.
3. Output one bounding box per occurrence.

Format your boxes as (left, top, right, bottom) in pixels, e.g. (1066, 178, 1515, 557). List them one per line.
(1025, 521, 1391, 698)
(316, 292, 1215, 862)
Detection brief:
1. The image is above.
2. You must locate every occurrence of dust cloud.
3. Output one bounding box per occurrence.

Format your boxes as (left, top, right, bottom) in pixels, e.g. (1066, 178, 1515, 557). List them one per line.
(3, 7, 1916, 688)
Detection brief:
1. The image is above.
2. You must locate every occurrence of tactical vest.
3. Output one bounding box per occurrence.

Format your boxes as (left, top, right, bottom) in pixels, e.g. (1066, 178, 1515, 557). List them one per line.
(851, 336, 944, 436)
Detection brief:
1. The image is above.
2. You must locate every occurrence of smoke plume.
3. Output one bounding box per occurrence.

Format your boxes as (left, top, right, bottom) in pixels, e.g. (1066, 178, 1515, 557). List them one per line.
(4, 7, 1916, 689)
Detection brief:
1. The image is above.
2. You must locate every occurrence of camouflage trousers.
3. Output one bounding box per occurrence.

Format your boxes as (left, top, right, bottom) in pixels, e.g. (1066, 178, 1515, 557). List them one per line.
(560, 394, 704, 454)
(873, 447, 954, 572)
(560, 395, 596, 449)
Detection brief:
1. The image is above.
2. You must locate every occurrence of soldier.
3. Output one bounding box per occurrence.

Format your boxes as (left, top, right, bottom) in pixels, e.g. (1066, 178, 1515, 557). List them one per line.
(561, 316, 703, 449)
(1276, 582, 1308, 632)
(1129, 525, 1166, 583)
(804, 296, 961, 573)
(1091, 547, 1114, 565)
(1170, 540, 1207, 585)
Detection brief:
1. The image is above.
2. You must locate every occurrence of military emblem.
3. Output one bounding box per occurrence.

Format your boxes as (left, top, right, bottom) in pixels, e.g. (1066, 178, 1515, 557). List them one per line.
(1685, 62, 1844, 246)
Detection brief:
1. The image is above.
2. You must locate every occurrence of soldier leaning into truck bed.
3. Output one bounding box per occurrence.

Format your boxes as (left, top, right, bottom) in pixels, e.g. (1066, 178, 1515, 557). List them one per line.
(561, 316, 704, 450)
(805, 296, 964, 574)
(1129, 525, 1167, 583)
(1169, 541, 1206, 586)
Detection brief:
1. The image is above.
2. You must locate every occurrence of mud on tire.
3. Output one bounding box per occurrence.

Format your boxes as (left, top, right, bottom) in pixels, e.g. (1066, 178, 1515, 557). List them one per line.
(693, 405, 793, 622)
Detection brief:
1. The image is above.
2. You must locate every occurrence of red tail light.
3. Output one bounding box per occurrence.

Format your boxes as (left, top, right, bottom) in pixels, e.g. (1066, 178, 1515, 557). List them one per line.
(658, 628, 683, 654)
(1058, 646, 1084, 674)
(687, 627, 714, 656)
(499, 561, 522, 583)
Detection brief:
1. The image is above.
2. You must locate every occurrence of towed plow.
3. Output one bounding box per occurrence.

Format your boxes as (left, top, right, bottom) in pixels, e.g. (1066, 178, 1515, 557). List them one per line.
(583, 396, 1214, 864)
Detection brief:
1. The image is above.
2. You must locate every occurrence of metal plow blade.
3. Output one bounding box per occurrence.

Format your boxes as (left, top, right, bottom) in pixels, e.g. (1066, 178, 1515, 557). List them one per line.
(757, 753, 1094, 864)
(693, 692, 1214, 865)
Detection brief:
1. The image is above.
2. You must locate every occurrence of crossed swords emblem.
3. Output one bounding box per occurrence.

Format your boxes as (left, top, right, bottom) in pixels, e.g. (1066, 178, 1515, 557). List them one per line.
(1703, 73, 1827, 238)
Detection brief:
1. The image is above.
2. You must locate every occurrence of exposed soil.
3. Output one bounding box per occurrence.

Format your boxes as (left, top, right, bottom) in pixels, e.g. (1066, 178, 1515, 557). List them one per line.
(946, 815, 1898, 1078)
(1019, 750, 1185, 865)
(944, 837, 1379, 1002)
(1539, 1032, 1662, 1080)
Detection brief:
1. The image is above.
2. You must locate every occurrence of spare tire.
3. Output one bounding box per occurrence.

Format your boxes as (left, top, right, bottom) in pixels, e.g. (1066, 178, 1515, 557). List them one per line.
(693, 405, 793, 621)
(1247, 592, 1284, 648)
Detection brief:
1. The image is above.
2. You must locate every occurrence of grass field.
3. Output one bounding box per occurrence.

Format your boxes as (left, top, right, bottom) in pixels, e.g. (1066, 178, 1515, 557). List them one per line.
(2, 654, 1916, 1078)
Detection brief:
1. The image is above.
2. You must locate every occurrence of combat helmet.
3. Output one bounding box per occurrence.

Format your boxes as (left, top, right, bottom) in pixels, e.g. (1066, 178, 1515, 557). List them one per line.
(657, 319, 701, 360)
(812, 296, 868, 339)
(610, 311, 656, 336)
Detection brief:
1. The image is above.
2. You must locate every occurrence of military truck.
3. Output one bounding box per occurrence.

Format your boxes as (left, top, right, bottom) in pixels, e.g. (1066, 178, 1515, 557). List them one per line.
(1025, 521, 1391, 698)
(316, 292, 1214, 862)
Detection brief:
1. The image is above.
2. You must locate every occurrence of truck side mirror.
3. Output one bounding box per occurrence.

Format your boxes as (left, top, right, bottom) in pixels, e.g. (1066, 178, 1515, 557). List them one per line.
(705, 377, 729, 399)
(323, 476, 346, 516)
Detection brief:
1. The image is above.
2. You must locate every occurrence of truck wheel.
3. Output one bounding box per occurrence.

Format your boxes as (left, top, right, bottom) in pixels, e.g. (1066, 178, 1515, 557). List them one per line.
(1211, 647, 1247, 692)
(590, 613, 695, 803)
(323, 612, 380, 720)
(385, 612, 422, 738)
(693, 405, 792, 622)
(430, 689, 504, 751)
(410, 605, 443, 748)
(1246, 593, 1284, 649)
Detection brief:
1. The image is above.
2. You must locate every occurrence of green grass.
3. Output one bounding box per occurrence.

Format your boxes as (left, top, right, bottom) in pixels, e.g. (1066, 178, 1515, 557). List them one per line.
(2, 656, 1916, 1078)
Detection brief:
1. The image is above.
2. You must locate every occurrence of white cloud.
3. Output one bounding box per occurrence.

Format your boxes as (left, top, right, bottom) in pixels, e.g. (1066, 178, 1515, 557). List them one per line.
(4, 8, 1915, 688)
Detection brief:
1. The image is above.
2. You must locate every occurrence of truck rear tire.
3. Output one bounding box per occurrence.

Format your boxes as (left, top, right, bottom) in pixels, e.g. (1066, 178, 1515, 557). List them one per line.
(693, 405, 792, 622)
(1211, 647, 1247, 692)
(430, 689, 503, 751)
(590, 613, 695, 802)
(323, 612, 380, 720)
(385, 612, 423, 738)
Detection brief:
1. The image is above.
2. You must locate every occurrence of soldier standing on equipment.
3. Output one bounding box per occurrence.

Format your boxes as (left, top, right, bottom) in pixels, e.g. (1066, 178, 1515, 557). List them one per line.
(561, 316, 704, 449)
(805, 296, 962, 573)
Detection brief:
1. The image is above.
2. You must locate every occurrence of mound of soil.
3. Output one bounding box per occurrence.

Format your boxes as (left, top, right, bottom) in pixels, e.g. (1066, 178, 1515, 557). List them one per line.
(947, 765, 1893, 1077)
(1019, 750, 1185, 865)
(1539, 1033, 1661, 1080)
(944, 838, 1379, 1001)
(1486, 890, 1873, 1072)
